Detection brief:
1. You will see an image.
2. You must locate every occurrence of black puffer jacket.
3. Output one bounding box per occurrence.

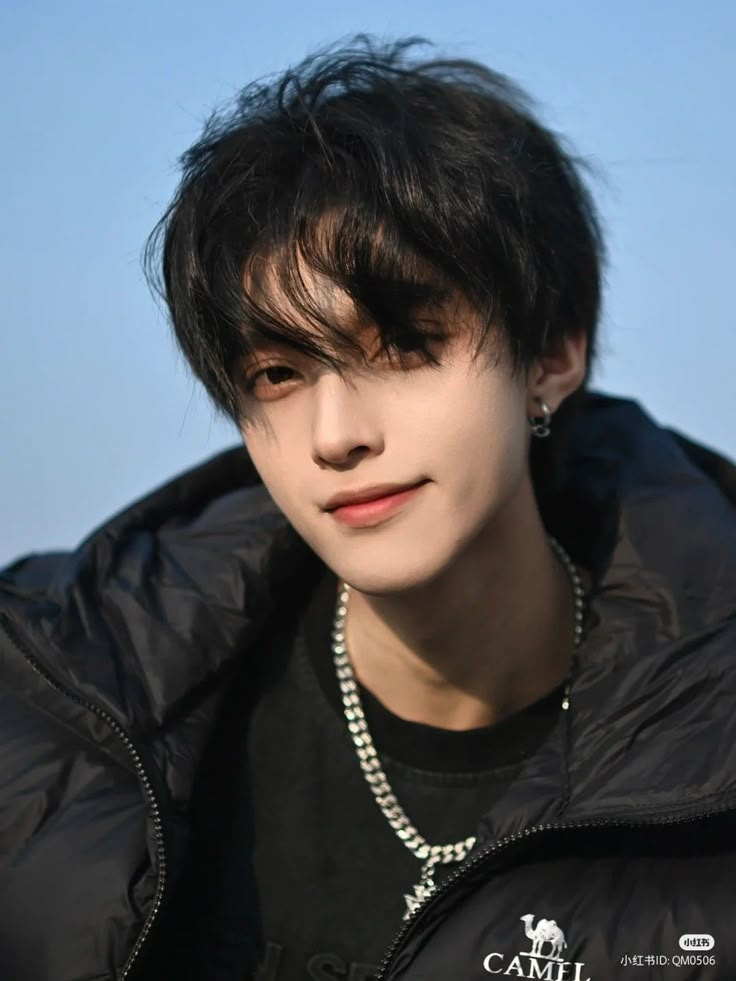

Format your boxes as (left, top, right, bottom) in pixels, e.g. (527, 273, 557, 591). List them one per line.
(1, 391, 736, 981)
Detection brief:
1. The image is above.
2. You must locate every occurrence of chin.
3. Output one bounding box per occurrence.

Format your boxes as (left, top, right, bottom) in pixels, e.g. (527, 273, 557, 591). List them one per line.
(332, 550, 455, 599)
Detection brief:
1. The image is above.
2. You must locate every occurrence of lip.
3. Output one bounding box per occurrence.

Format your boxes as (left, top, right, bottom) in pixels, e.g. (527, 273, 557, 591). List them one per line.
(327, 480, 428, 528)
(324, 480, 428, 511)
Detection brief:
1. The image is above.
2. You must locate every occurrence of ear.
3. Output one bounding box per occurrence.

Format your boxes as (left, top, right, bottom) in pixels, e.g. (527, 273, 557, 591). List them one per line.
(526, 330, 588, 414)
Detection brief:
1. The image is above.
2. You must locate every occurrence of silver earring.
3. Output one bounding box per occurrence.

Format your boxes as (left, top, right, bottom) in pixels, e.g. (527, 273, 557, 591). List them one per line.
(529, 398, 552, 438)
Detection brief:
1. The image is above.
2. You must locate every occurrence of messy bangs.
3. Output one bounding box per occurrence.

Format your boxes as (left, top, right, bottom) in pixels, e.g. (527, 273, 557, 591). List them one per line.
(235, 206, 500, 382)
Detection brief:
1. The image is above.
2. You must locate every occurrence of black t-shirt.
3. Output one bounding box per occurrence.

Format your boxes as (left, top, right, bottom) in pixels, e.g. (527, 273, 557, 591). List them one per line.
(249, 568, 565, 980)
(143, 566, 566, 981)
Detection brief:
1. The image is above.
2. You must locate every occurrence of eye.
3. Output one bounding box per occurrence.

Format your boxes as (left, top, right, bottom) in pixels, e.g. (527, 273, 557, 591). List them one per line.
(374, 330, 447, 366)
(243, 364, 297, 397)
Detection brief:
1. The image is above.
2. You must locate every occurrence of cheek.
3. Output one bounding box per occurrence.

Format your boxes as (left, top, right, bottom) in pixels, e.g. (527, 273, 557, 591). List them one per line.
(240, 432, 291, 506)
(435, 380, 528, 506)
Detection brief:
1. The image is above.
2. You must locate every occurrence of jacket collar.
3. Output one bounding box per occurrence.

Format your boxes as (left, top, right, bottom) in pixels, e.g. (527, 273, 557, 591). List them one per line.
(561, 396, 736, 818)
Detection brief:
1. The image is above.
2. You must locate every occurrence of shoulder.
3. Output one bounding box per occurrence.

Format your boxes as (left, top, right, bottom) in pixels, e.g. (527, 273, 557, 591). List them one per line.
(0, 438, 319, 746)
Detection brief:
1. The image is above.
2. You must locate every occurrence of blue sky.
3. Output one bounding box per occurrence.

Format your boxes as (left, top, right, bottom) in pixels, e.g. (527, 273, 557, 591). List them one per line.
(2, 0, 734, 565)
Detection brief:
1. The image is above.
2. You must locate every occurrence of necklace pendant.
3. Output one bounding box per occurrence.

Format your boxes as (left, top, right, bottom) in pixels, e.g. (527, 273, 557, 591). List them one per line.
(402, 876, 437, 920)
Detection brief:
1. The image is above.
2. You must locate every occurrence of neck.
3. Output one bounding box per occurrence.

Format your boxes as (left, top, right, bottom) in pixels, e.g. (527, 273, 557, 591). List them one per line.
(341, 477, 588, 731)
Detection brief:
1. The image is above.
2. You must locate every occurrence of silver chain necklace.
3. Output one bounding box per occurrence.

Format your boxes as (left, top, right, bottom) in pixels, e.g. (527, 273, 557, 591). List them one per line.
(331, 535, 587, 921)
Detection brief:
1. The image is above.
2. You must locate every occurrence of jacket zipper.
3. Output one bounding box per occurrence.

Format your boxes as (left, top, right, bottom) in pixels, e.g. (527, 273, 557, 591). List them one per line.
(374, 800, 736, 979)
(0, 612, 167, 980)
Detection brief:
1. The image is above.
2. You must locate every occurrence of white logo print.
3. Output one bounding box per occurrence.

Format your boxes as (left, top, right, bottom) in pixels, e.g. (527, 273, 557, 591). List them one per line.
(482, 913, 591, 979)
(520, 914, 567, 960)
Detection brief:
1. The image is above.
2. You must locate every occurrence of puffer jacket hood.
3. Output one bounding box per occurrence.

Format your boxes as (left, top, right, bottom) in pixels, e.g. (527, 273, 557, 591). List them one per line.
(1, 390, 736, 980)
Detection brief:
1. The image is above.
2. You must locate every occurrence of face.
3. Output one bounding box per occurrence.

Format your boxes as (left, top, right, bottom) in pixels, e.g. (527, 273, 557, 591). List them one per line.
(237, 268, 534, 598)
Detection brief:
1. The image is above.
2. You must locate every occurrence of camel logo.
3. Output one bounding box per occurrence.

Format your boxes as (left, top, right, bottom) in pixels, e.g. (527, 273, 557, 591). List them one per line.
(482, 913, 591, 979)
(521, 914, 567, 960)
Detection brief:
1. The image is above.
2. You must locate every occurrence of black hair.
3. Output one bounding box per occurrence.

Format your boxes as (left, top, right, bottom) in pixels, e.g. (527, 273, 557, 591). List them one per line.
(144, 33, 606, 496)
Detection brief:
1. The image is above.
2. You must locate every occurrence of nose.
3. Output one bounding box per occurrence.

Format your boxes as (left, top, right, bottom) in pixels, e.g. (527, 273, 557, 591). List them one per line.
(310, 371, 383, 467)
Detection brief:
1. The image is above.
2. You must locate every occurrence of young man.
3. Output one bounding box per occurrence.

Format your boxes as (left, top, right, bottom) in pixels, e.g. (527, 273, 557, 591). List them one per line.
(1, 33, 735, 981)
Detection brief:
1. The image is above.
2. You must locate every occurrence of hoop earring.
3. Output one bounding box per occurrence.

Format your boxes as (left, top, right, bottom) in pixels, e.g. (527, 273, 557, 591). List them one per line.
(529, 398, 552, 438)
